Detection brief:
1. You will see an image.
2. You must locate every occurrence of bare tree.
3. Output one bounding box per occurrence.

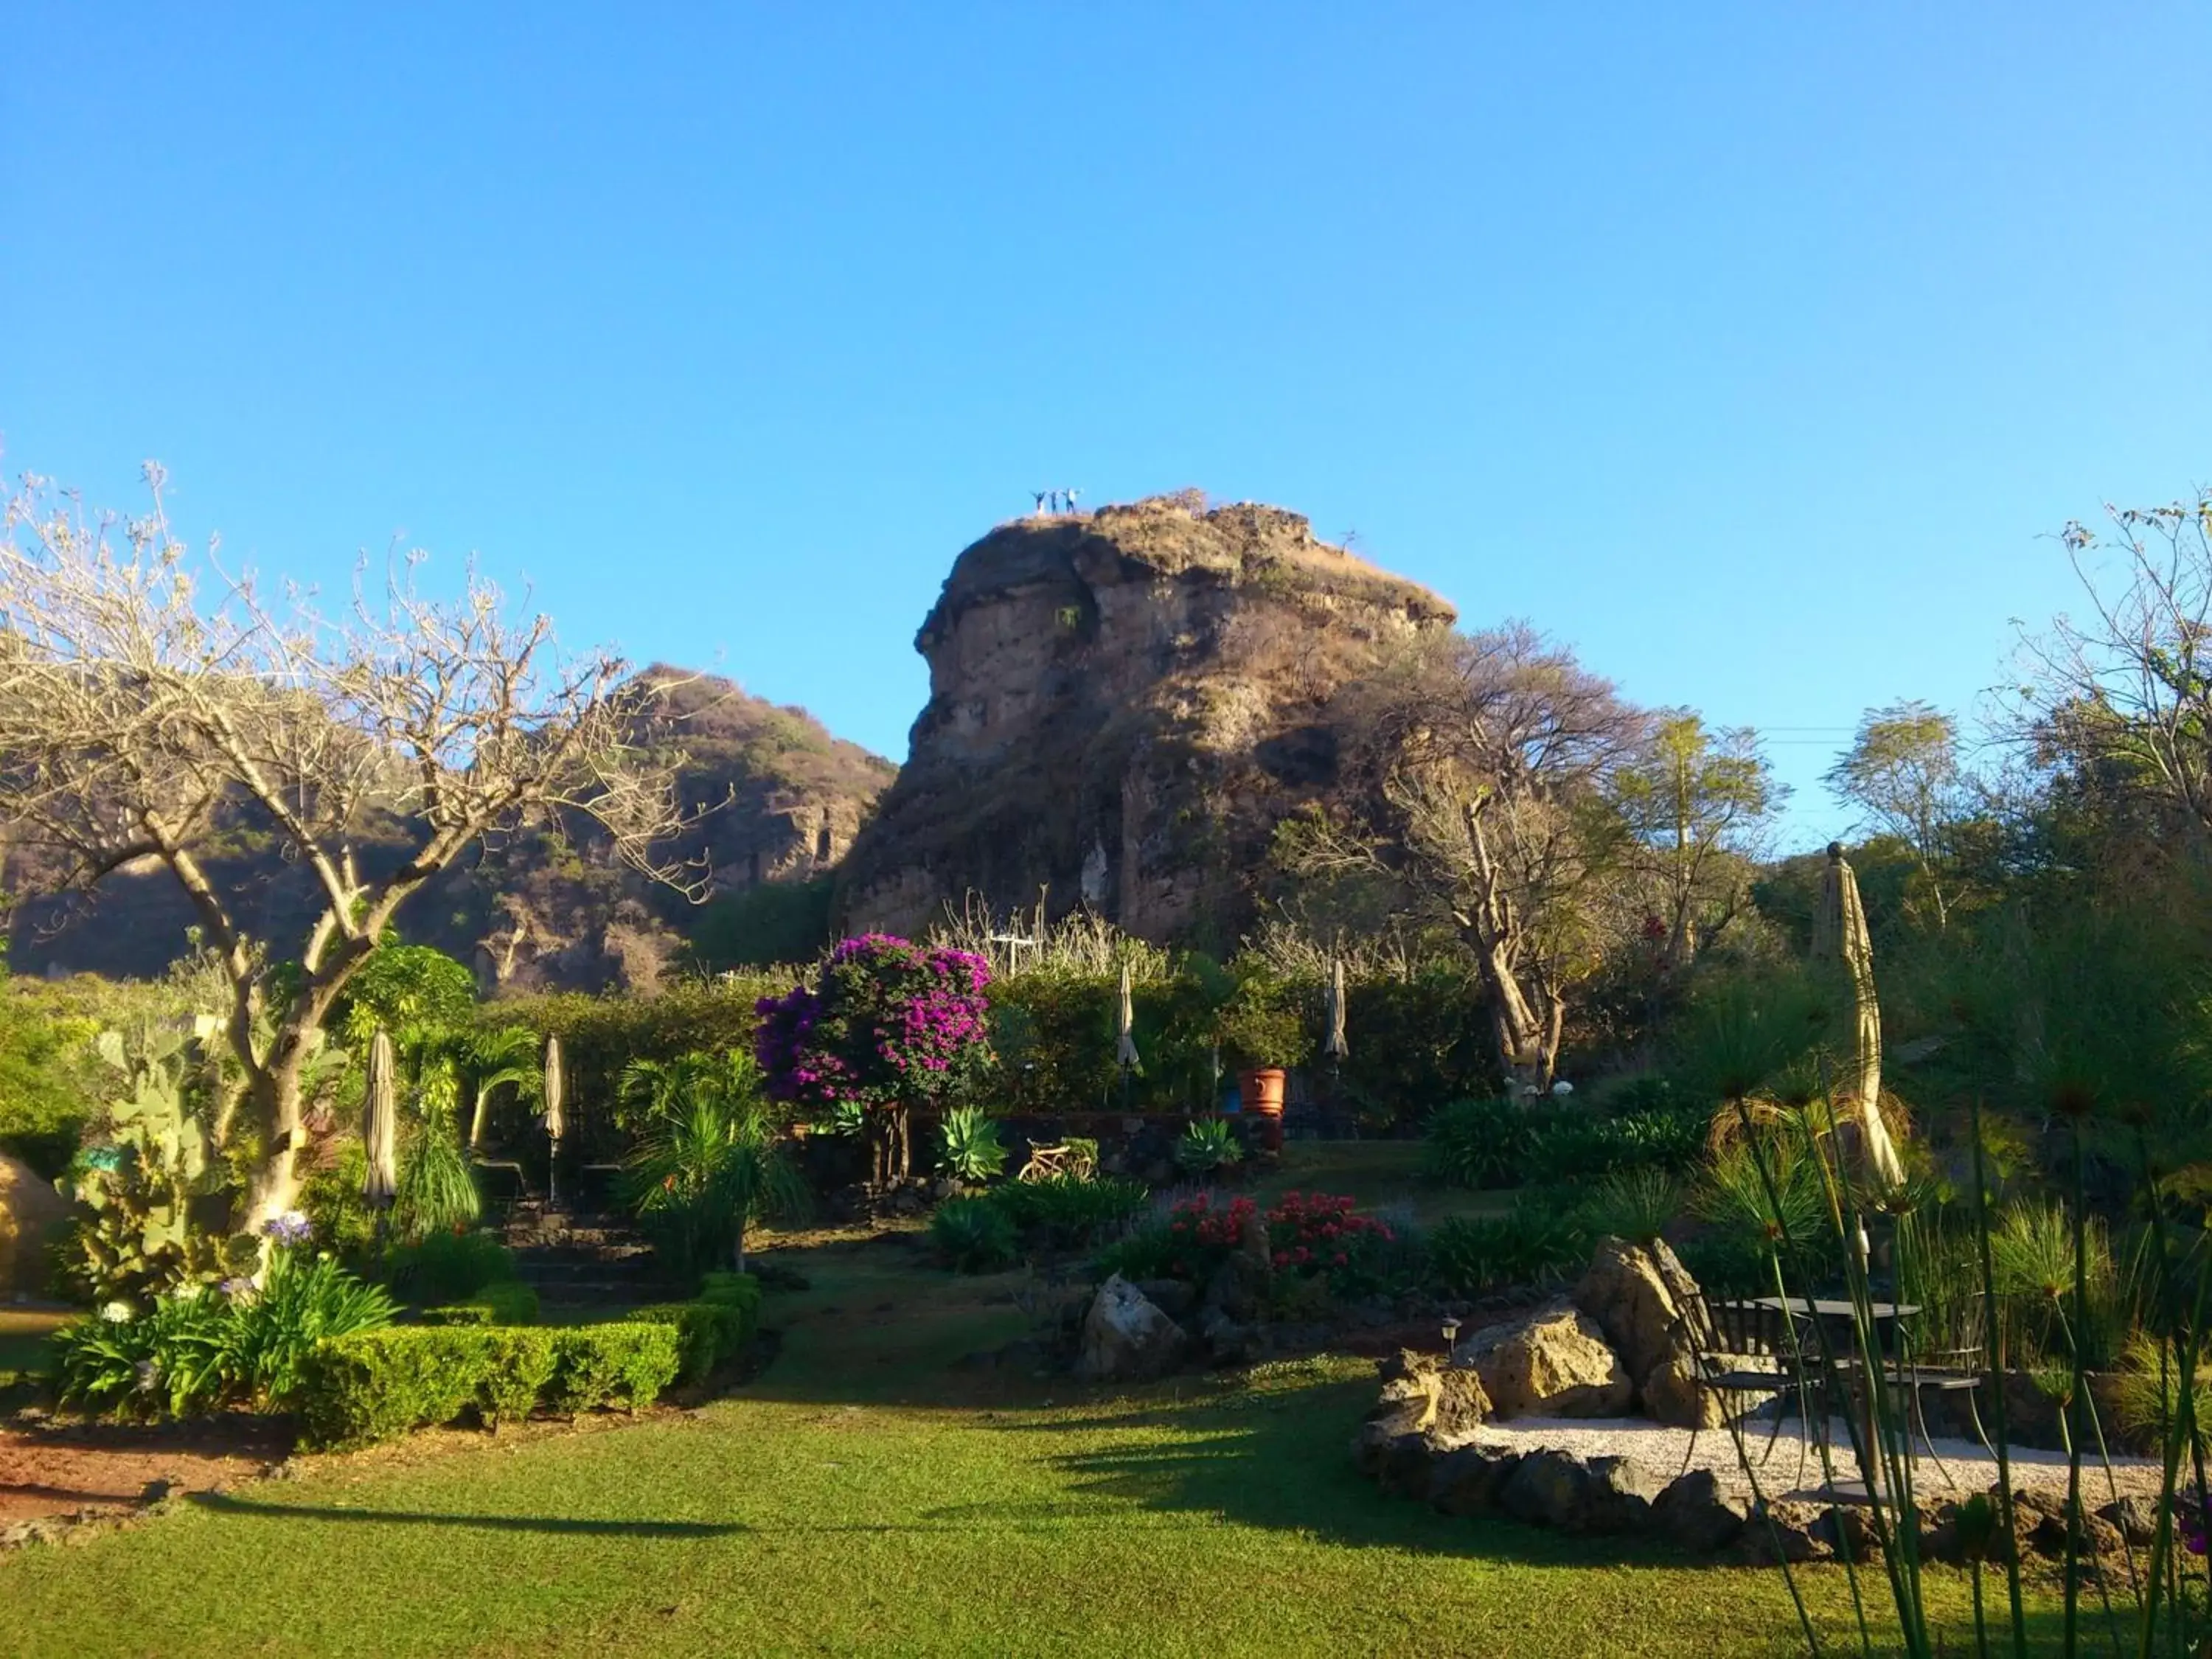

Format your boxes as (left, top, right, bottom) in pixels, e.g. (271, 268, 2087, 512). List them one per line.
(0, 465, 700, 1225)
(1287, 625, 1641, 1089)
(2008, 490, 2212, 854)
(1823, 700, 1968, 928)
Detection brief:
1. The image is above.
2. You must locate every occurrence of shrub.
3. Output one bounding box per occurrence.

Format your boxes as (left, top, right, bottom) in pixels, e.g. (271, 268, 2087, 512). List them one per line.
(1092, 1220, 1178, 1282)
(1422, 1098, 1537, 1189)
(421, 1281, 541, 1326)
(936, 1105, 1008, 1183)
(223, 1245, 399, 1408)
(622, 1054, 807, 1286)
(54, 1231, 396, 1417)
(390, 1125, 482, 1244)
(1174, 1118, 1243, 1179)
(1578, 1168, 1685, 1246)
(931, 1197, 1018, 1273)
(1523, 1106, 1707, 1186)
(1427, 1205, 1590, 1296)
(380, 1231, 518, 1306)
(52, 1287, 232, 1418)
(988, 1174, 1148, 1248)
(1263, 1191, 1399, 1296)
(632, 1286, 759, 1385)
(1155, 1192, 1257, 1281)
(755, 935, 995, 1185)
(297, 1321, 680, 1450)
(546, 1324, 682, 1414)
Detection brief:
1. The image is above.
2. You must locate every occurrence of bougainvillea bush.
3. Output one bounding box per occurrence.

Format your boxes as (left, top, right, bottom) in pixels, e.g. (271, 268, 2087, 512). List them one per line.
(756, 935, 994, 1184)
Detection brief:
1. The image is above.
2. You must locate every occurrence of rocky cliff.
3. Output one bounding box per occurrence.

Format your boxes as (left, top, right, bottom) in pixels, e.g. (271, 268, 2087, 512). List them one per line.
(0, 672, 897, 991)
(835, 493, 1455, 944)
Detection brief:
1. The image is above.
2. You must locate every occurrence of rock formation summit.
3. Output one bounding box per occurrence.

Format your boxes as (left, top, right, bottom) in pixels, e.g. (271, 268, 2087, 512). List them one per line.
(838, 492, 1455, 942)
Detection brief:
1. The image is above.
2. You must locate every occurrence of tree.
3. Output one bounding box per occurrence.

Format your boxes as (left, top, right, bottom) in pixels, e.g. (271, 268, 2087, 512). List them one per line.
(0, 466, 698, 1226)
(1291, 625, 1643, 1089)
(2010, 490, 2212, 857)
(1613, 713, 1781, 972)
(754, 935, 994, 1184)
(1823, 700, 1969, 928)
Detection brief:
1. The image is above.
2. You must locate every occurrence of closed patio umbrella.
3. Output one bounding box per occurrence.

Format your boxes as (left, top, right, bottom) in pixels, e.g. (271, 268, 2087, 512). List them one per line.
(1814, 843, 1904, 1189)
(542, 1034, 566, 1206)
(361, 1029, 398, 1206)
(1115, 962, 1139, 1068)
(1324, 958, 1349, 1060)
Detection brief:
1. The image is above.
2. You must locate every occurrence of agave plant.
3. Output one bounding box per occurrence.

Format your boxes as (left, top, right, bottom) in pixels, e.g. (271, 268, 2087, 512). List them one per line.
(1175, 1117, 1244, 1178)
(936, 1105, 1008, 1183)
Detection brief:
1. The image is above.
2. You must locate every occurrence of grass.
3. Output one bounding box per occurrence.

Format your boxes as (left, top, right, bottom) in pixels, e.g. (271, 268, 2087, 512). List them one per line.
(0, 1150, 2062, 1654)
(0, 1305, 67, 1373)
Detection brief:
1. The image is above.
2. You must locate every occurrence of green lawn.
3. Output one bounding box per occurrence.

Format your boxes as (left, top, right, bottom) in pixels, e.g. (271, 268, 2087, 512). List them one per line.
(1, 1231, 2037, 1658)
(0, 1306, 66, 1374)
(1251, 1138, 1514, 1228)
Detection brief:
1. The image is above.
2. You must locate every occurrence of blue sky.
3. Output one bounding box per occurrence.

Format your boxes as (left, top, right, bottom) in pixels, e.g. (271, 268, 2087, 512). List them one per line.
(4, 4, 2207, 851)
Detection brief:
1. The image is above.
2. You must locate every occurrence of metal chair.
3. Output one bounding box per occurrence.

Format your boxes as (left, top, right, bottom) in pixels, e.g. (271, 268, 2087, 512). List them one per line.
(1680, 1293, 1819, 1484)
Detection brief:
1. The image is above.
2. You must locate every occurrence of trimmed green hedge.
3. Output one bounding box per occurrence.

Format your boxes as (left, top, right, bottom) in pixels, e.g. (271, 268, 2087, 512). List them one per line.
(299, 1321, 681, 1449)
(420, 1281, 541, 1327)
(630, 1270, 765, 1385)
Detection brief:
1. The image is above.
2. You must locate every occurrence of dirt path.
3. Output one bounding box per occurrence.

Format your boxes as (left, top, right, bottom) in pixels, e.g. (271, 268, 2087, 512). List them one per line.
(0, 1414, 294, 1526)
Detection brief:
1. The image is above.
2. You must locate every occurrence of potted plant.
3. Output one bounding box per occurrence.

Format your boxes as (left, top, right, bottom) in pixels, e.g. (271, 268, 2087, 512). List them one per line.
(1215, 975, 1312, 1151)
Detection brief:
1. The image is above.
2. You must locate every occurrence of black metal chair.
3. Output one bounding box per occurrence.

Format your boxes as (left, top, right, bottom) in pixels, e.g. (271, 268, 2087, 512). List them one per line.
(1681, 1293, 1819, 1482)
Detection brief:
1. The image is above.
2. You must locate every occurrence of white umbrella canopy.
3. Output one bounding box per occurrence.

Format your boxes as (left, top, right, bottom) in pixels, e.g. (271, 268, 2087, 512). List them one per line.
(361, 1029, 399, 1205)
(1115, 962, 1139, 1068)
(1324, 958, 1349, 1060)
(542, 1035, 566, 1142)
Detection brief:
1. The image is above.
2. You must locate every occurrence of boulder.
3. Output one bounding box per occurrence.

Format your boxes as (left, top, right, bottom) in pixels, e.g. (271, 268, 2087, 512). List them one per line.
(1573, 1236, 1715, 1428)
(1732, 1500, 1836, 1565)
(1652, 1470, 1752, 1552)
(1430, 1443, 1523, 1516)
(1453, 1298, 1632, 1419)
(1499, 1450, 1593, 1531)
(1074, 1274, 1188, 1382)
(2098, 1495, 2159, 1546)
(1137, 1278, 1198, 1321)
(0, 1152, 68, 1300)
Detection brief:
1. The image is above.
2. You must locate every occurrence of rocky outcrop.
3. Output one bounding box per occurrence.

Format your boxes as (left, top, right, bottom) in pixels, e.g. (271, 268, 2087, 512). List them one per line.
(1075, 1274, 1188, 1382)
(838, 493, 1455, 942)
(1452, 1298, 1632, 1419)
(1571, 1236, 1718, 1429)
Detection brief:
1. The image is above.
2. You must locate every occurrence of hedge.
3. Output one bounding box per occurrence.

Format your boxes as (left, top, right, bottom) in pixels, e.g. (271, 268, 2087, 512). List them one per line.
(299, 1321, 682, 1449)
(420, 1280, 541, 1327)
(633, 1268, 762, 1385)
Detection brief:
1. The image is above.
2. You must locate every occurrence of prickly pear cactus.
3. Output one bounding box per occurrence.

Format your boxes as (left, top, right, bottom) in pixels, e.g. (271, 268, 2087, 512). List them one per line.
(61, 1023, 251, 1304)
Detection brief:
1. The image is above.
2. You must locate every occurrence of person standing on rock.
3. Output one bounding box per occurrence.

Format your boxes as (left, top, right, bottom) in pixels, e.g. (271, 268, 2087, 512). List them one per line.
(1066, 487, 1081, 514)
(1033, 490, 1048, 515)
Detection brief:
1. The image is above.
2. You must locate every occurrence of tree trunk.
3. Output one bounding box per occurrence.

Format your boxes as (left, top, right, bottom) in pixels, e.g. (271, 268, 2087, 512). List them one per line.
(1472, 937, 1548, 1096)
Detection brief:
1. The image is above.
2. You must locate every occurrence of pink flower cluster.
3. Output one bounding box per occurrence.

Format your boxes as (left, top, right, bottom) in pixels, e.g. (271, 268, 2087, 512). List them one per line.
(757, 934, 994, 1111)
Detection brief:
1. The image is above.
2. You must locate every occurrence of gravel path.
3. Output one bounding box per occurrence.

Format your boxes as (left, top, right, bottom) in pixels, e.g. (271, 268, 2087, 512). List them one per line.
(1452, 1413, 2168, 1503)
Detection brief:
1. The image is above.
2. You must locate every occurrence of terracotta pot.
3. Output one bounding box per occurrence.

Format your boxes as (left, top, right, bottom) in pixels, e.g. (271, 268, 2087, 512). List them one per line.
(1239, 1068, 1287, 1150)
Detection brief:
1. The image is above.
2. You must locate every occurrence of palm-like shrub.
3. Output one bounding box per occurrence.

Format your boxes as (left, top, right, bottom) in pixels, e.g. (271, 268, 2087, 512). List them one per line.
(1582, 1168, 1683, 1246)
(936, 1105, 1007, 1183)
(391, 1121, 481, 1242)
(623, 1050, 807, 1284)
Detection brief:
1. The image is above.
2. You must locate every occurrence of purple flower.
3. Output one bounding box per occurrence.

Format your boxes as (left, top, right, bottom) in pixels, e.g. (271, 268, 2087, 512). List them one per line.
(262, 1210, 314, 1248)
